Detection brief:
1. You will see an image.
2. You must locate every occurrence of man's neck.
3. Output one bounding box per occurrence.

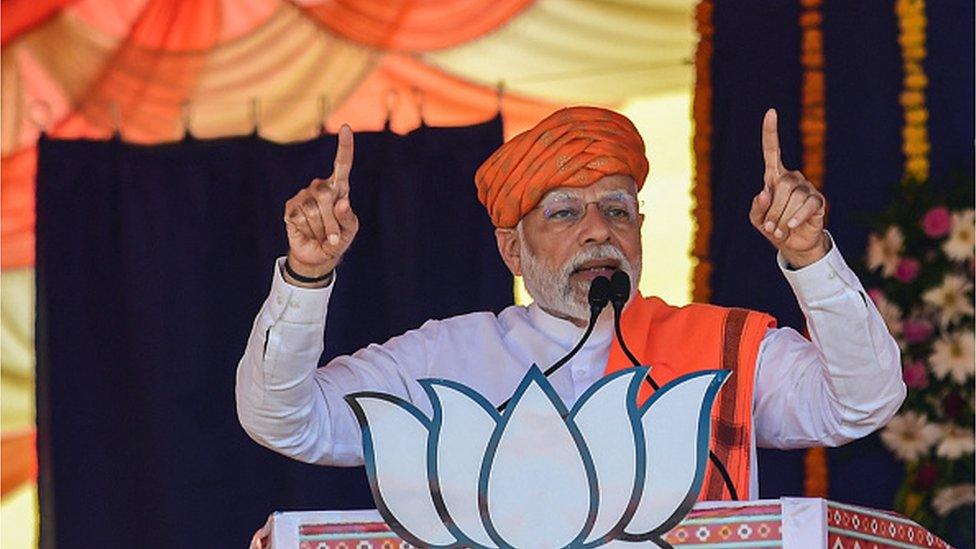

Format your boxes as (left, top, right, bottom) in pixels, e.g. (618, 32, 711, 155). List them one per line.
(536, 304, 588, 327)
(536, 303, 621, 329)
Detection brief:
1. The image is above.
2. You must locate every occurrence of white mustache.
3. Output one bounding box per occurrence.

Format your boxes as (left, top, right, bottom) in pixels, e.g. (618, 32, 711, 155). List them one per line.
(566, 245, 628, 275)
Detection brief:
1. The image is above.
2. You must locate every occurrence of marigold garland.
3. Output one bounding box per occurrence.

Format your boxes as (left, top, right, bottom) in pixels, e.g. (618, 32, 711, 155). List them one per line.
(691, 0, 714, 303)
(798, 0, 830, 498)
(799, 0, 826, 190)
(896, 0, 930, 182)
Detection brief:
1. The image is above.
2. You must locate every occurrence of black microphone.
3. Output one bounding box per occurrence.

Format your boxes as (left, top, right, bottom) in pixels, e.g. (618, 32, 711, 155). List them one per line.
(609, 270, 643, 373)
(608, 269, 741, 501)
(496, 276, 611, 412)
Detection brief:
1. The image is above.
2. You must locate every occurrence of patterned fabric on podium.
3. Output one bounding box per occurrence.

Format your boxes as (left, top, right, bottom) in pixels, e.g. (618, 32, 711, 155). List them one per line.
(256, 500, 953, 548)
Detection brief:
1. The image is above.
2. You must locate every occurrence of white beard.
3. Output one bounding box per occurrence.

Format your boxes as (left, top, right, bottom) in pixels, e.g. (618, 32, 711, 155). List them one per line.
(518, 225, 641, 323)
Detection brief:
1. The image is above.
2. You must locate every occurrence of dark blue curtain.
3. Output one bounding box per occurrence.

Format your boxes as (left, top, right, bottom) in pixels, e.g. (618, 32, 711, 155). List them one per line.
(818, 0, 906, 512)
(709, 0, 974, 514)
(711, 0, 808, 499)
(926, 2, 976, 185)
(34, 118, 513, 548)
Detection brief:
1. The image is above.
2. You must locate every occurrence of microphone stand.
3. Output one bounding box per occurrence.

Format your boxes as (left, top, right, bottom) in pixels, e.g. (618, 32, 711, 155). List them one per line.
(609, 271, 740, 501)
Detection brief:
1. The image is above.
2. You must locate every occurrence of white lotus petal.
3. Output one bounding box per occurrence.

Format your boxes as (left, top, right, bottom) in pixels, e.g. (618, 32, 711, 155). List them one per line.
(624, 371, 729, 538)
(570, 368, 645, 544)
(424, 381, 500, 548)
(346, 395, 456, 547)
(482, 369, 595, 549)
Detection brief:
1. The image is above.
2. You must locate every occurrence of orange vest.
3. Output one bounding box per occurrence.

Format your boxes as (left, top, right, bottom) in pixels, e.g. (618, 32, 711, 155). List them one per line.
(603, 294, 776, 501)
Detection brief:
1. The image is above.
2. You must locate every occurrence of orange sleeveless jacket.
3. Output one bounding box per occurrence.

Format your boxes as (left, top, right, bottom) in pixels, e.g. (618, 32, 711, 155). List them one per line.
(603, 294, 776, 501)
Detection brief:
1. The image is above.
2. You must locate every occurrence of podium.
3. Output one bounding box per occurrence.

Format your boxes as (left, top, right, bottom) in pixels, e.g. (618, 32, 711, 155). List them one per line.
(252, 498, 952, 548)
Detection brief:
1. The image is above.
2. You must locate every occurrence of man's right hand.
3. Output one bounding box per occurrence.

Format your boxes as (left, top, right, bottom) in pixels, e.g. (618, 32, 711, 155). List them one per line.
(283, 124, 359, 286)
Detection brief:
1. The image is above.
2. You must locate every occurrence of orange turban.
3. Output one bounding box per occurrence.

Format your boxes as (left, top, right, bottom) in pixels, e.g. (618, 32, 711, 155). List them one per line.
(475, 106, 649, 228)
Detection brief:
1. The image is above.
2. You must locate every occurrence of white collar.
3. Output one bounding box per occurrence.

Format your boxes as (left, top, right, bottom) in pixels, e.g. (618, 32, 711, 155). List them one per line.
(525, 302, 615, 350)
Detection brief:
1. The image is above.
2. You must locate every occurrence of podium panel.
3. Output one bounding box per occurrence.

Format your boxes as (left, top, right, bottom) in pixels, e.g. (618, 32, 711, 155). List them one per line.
(252, 498, 952, 548)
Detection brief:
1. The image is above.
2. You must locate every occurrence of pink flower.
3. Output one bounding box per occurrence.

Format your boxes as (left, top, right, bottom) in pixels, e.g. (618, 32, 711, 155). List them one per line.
(902, 318, 935, 343)
(903, 360, 929, 389)
(922, 206, 952, 238)
(894, 257, 921, 283)
(867, 287, 885, 305)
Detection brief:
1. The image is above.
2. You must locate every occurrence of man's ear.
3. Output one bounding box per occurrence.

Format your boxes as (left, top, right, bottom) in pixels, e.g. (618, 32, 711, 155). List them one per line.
(495, 227, 522, 276)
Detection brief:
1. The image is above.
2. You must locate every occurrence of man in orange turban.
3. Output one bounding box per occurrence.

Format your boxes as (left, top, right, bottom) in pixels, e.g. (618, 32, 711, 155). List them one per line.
(474, 106, 651, 324)
(238, 107, 904, 502)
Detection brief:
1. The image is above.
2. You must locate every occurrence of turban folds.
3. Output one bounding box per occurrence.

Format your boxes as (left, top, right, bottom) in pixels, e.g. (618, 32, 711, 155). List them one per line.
(475, 106, 649, 228)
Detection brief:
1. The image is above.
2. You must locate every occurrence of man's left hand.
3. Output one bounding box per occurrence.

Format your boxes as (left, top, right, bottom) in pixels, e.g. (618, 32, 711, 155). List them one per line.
(749, 108, 830, 269)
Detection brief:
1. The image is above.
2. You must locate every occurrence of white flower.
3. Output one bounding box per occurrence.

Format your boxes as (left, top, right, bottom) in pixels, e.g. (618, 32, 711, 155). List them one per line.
(870, 291, 904, 339)
(942, 210, 975, 261)
(932, 484, 976, 517)
(346, 367, 729, 548)
(936, 423, 975, 459)
(922, 274, 974, 328)
(929, 331, 975, 384)
(880, 411, 942, 461)
(866, 226, 904, 277)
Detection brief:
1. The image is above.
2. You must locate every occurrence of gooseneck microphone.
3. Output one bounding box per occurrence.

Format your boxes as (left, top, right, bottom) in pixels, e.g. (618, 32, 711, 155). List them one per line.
(610, 270, 643, 374)
(608, 270, 740, 501)
(542, 276, 611, 378)
(496, 276, 611, 413)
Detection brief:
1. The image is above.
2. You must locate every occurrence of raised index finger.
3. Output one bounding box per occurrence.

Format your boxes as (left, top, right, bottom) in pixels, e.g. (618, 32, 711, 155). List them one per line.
(332, 124, 354, 197)
(762, 108, 784, 179)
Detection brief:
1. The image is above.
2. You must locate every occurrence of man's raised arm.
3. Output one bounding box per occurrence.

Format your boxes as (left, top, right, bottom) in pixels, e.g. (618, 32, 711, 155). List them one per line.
(234, 126, 426, 465)
(747, 109, 906, 448)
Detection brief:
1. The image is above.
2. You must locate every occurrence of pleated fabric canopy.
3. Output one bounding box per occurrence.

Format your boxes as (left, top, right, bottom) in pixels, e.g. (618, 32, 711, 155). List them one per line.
(1, 0, 696, 269)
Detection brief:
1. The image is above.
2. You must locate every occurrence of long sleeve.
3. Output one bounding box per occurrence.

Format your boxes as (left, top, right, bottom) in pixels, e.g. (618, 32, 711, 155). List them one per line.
(235, 258, 434, 466)
(753, 234, 907, 449)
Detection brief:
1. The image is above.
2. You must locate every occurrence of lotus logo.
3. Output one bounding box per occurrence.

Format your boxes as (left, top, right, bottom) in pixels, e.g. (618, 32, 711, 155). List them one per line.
(346, 366, 728, 549)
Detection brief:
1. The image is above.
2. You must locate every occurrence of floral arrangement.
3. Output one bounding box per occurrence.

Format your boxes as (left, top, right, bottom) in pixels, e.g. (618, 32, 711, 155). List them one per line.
(865, 177, 974, 543)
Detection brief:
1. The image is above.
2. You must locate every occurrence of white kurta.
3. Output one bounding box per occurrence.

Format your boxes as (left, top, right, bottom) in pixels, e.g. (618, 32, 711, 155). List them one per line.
(235, 237, 905, 498)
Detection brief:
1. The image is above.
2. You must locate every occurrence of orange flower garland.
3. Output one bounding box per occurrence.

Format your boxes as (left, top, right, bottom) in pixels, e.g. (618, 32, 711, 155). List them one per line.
(799, 0, 826, 190)
(691, 0, 714, 303)
(896, 0, 930, 181)
(799, 0, 830, 499)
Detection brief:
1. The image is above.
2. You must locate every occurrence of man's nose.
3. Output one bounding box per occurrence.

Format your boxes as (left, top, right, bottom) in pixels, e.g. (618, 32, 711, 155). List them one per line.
(577, 203, 612, 245)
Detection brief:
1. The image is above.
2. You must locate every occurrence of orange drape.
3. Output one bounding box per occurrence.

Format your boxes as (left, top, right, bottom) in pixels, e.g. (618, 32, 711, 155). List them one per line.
(51, 0, 224, 143)
(0, 429, 37, 497)
(1, 149, 38, 268)
(330, 53, 559, 139)
(0, 0, 78, 45)
(0, 2, 562, 269)
(300, 0, 534, 52)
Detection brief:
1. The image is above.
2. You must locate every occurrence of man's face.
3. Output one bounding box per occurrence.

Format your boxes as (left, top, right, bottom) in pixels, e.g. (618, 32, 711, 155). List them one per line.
(501, 174, 644, 323)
